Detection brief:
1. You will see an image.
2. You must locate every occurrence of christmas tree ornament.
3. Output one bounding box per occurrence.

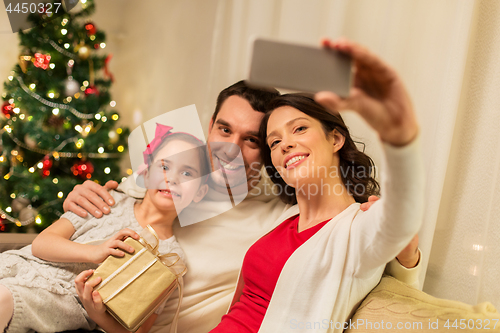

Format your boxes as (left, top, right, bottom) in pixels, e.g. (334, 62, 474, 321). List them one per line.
(42, 155, 53, 177)
(84, 85, 99, 96)
(79, 46, 90, 60)
(108, 130, 119, 144)
(0, 219, 5, 232)
(18, 55, 31, 73)
(33, 53, 51, 70)
(2, 101, 14, 118)
(12, 197, 30, 212)
(75, 42, 91, 60)
(64, 76, 80, 96)
(72, 160, 94, 179)
(84, 22, 97, 36)
(24, 134, 38, 149)
(19, 206, 38, 223)
(104, 54, 115, 82)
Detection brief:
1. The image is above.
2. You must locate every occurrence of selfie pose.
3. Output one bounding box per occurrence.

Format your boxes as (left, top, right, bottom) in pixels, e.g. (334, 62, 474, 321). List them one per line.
(62, 40, 421, 333)
(0, 127, 208, 333)
(209, 38, 423, 333)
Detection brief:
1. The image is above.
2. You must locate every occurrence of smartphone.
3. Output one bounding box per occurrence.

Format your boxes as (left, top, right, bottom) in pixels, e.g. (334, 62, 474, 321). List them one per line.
(247, 38, 352, 97)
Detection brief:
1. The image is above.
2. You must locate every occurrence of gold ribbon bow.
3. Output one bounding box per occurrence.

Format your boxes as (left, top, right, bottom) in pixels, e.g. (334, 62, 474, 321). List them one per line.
(138, 225, 186, 333)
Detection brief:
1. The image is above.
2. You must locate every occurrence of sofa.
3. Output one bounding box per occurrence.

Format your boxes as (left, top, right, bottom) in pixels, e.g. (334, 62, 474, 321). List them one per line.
(346, 275, 500, 332)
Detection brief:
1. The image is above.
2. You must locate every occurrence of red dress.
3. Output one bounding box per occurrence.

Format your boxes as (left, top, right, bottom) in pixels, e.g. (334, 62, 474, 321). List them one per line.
(210, 214, 329, 333)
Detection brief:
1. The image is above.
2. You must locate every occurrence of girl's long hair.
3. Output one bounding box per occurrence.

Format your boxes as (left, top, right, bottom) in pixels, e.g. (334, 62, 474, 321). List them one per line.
(259, 94, 380, 205)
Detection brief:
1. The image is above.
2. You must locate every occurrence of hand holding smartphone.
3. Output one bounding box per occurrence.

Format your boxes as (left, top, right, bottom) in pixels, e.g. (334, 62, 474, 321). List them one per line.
(247, 38, 353, 97)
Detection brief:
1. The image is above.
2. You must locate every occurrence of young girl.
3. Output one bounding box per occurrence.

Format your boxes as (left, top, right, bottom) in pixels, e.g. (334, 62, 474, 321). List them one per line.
(211, 39, 424, 332)
(0, 124, 209, 333)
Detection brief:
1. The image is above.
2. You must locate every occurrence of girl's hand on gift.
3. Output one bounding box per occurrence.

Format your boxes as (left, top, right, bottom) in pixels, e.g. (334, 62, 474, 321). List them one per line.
(75, 269, 106, 316)
(76, 270, 132, 333)
(88, 228, 140, 264)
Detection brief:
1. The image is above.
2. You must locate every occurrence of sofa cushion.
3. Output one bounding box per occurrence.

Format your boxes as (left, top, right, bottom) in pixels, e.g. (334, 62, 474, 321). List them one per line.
(345, 275, 500, 332)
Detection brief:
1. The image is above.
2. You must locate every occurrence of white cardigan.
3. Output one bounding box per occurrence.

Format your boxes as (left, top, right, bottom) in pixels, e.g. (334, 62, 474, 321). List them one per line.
(258, 137, 424, 333)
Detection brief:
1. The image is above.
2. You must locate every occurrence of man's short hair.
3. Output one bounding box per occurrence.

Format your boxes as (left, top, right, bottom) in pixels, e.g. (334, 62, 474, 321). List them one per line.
(211, 80, 280, 125)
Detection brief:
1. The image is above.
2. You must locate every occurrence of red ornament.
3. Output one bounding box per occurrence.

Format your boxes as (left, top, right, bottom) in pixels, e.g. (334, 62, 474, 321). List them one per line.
(0, 220, 5, 232)
(72, 160, 94, 179)
(42, 155, 53, 178)
(84, 85, 99, 96)
(33, 53, 51, 70)
(104, 54, 114, 82)
(85, 22, 97, 36)
(2, 101, 14, 118)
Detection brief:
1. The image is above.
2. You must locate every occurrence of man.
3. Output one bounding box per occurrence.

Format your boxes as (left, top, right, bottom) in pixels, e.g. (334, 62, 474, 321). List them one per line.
(64, 80, 420, 332)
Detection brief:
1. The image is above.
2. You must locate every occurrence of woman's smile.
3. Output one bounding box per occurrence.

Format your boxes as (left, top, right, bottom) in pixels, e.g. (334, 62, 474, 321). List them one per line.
(284, 153, 310, 169)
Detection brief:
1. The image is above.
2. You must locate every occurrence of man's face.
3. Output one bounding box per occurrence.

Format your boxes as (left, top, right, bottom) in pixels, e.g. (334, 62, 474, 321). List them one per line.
(207, 95, 264, 193)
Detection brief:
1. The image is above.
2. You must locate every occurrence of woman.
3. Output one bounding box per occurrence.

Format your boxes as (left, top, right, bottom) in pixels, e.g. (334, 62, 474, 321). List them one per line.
(210, 39, 424, 332)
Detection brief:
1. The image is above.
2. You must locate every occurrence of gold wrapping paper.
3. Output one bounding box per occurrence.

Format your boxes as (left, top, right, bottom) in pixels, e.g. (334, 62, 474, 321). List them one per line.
(88, 226, 185, 332)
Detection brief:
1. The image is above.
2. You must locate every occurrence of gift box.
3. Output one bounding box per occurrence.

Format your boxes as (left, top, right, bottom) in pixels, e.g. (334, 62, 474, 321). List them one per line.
(88, 225, 186, 332)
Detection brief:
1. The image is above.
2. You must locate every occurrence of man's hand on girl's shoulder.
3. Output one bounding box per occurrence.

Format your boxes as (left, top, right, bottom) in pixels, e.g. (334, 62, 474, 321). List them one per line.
(63, 180, 119, 218)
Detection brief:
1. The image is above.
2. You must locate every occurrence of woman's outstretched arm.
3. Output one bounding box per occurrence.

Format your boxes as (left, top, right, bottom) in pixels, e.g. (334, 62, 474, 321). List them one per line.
(315, 38, 424, 273)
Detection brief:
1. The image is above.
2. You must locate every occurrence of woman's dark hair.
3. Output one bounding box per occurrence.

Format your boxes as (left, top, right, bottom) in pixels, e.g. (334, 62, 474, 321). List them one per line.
(259, 93, 380, 205)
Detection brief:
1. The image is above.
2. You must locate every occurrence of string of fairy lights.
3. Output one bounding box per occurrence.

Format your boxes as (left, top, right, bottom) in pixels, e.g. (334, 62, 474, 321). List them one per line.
(39, 37, 77, 59)
(16, 76, 94, 119)
(0, 8, 130, 227)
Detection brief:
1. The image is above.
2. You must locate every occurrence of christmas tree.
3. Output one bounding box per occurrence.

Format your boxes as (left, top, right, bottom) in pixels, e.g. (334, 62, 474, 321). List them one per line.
(0, 0, 130, 233)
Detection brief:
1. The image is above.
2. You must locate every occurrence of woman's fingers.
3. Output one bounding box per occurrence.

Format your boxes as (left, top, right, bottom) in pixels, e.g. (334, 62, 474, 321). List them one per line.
(325, 38, 395, 79)
(319, 37, 418, 146)
(315, 88, 383, 120)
